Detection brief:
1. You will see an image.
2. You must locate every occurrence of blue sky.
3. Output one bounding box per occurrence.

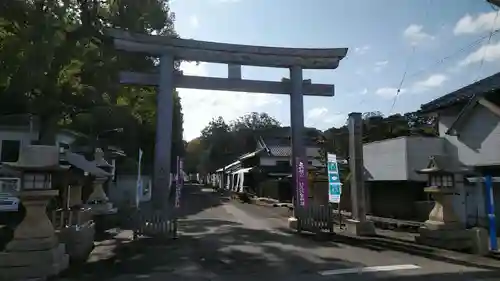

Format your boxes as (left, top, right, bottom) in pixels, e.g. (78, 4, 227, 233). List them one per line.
(170, 0, 500, 140)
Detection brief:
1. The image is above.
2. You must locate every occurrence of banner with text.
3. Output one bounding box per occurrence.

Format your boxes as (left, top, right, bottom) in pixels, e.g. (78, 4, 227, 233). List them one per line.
(174, 157, 184, 209)
(295, 157, 309, 207)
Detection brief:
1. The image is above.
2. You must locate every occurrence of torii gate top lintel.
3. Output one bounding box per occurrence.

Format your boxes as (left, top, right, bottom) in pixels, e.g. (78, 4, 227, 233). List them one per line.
(108, 29, 348, 69)
(110, 28, 348, 212)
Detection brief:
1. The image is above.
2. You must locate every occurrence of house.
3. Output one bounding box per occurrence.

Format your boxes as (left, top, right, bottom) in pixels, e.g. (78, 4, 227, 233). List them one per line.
(0, 114, 83, 164)
(218, 127, 324, 202)
(0, 114, 125, 212)
(362, 136, 445, 220)
(418, 71, 500, 230)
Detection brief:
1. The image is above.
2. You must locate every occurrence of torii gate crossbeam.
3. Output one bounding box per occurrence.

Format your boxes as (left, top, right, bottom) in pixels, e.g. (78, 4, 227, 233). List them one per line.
(108, 29, 348, 212)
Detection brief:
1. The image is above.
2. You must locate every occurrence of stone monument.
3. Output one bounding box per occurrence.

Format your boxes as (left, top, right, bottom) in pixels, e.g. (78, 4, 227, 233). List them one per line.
(345, 112, 375, 236)
(0, 145, 70, 280)
(87, 148, 114, 214)
(87, 148, 115, 234)
(57, 152, 99, 262)
(416, 155, 488, 254)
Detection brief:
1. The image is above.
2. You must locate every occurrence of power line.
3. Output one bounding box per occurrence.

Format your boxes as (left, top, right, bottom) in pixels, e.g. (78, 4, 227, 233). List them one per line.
(474, 9, 500, 82)
(388, 46, 416, 115)
(386, 24, 500, 114)
(405, 29, 500, 82)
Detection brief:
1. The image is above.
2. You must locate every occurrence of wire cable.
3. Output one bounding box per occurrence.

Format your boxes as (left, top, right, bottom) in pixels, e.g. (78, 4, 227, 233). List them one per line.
(387, 45, 416, 115)
(474, 9, 499, 82)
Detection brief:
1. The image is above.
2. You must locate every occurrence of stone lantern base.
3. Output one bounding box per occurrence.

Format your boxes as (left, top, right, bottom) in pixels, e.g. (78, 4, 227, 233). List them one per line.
(0, 190, 69, 280)
(415, 189, 489, 255)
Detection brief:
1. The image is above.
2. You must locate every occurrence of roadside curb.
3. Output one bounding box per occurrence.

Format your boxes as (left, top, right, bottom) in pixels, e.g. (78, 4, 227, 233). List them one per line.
(249, 197, 293, 209)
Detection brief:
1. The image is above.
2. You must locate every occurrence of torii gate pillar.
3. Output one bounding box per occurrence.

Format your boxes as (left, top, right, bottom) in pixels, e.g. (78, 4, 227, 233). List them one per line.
(155, 54, 175, 209)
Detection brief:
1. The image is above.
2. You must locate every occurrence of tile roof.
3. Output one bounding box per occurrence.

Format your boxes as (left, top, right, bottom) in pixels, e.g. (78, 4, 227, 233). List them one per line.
(267, 146, 321, 158)
(420, 71, 500, 113)
(269, 146, 291, 157)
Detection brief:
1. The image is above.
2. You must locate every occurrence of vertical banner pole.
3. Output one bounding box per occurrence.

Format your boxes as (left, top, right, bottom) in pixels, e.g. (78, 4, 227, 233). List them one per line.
(485, 175, 497, 251)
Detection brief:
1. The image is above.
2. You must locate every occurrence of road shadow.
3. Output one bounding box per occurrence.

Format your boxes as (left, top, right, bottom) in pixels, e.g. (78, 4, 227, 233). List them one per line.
(58, 217, 500, 281)
(175, 185, 226, 219)
(57, 186, 500, 280)
(276, 227, 500, 272)
(58, 218, 365, 280)
(372, 270, 500, 281)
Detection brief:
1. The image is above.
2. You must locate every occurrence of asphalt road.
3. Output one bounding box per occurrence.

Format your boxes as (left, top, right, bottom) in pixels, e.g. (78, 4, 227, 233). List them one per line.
(60, 184, 500, 281)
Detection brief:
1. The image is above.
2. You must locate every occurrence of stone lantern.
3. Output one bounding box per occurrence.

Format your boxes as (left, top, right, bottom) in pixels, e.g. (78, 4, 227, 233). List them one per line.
(86, 148, 115, 234)
(87, 148, 115, 214)
(416, 155, 488, 254)
(58, 151, 110, 262)
(0, 145, 70, 280)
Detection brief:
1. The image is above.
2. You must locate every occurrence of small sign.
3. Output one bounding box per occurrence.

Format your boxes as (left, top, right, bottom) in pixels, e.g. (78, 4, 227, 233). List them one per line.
(327, 153, 342, 203)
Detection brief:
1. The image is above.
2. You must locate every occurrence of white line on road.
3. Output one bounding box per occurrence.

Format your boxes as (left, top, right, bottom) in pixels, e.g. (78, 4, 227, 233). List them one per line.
(318, 264, 421, 276)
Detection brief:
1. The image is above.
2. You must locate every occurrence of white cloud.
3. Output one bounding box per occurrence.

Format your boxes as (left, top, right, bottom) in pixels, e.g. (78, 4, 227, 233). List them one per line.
(189, 15, 199, 28)
(323, 114, 347, 128)
(354, 45, 371, 55)
(307, 107, 328, 120)
(412, 74, 448, 92)
(178, 62, 282, 141)
(355, 69, 365, 76)
(454, 12, 500, 35)
(458, 41, 500, 66)
(403, 24, 434, 45)
(374, 60, 389, 72)
(375, 87, 406, 99)
(360, 88, 368, 95)
(305, 107, 346, 128)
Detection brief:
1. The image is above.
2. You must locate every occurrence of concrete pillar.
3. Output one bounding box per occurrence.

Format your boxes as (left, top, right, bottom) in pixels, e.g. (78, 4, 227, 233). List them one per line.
(68, 185, 83, 207)
(289, 65, 307, 207)
(346, 112, 375, 236)
(0, 190, 69, 280)
(154, 54, 175, 211)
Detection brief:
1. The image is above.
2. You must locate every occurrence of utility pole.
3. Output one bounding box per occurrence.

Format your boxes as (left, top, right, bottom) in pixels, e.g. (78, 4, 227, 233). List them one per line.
(487, 0, 500, 8)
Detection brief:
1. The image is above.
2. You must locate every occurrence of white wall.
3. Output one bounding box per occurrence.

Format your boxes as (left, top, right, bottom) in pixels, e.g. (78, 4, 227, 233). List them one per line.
(406, 137, 445, 181)
(0, 130, 38, 156)
(364, 137, 408, 181)
(363, 136, 444, 182)
(0, 128, 76, 160)
(109, 174, 152, 206)
(439, 106, 500, 166)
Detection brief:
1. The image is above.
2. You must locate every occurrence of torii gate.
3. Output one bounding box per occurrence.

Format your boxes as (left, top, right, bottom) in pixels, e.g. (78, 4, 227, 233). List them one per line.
(108, 29, 348, 212)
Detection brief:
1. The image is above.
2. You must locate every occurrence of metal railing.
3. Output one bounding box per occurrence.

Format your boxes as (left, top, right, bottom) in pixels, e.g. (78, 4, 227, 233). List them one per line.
(296, 204, 335, 233)
(50, 207, 93, 230)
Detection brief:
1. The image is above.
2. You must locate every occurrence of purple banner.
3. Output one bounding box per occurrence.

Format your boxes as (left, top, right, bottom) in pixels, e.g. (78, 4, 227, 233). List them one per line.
(174, 157, 184, 208)
(295, 157, 309, 207)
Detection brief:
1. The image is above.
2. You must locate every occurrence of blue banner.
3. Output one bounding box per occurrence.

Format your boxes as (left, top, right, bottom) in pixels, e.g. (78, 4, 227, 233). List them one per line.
(327, 153, 342, 203)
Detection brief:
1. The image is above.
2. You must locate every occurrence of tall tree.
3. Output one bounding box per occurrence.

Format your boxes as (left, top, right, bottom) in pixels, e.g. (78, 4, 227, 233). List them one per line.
(230, 112, 281, 131)
(321, 110, 438, 164)
(0, 0, 183, 169)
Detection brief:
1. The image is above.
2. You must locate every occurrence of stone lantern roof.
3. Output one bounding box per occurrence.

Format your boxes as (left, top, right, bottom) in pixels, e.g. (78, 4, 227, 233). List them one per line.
(62, 151, 111, 177)
(417, 155, 471, 175)
(92, 148, 113, 169)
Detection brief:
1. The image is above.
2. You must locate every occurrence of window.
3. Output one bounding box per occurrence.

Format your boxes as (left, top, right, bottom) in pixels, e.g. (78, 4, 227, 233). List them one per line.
(1, 140, 20, 162)
(58, 142, 70, 153)
(276, 160, 290, 167)
(429, 174, 454, 188)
